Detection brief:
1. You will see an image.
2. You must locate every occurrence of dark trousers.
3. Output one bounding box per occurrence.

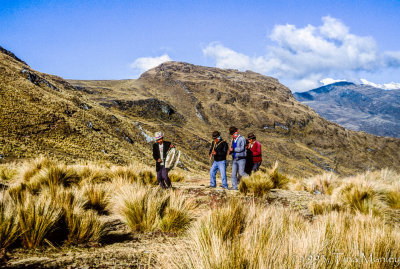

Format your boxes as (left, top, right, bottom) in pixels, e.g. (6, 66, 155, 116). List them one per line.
(157, 166, 171, 188)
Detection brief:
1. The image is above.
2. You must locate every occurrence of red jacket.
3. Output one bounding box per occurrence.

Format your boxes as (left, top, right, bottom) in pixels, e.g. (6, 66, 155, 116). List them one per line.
(249, 141, 262, 163)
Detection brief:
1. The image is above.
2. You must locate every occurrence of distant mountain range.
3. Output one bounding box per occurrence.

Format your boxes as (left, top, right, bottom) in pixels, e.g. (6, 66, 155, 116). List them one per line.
(294, 82, 400, 138)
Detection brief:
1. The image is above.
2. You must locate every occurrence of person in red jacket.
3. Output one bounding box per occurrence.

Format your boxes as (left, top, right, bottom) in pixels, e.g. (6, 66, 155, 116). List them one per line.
(247, 133, 262, 172)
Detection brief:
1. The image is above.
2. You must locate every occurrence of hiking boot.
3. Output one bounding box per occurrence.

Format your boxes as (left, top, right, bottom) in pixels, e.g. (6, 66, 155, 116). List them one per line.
(228, 187, 238, 191)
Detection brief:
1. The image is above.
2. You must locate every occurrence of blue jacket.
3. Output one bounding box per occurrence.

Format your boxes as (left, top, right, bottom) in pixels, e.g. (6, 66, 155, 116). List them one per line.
(231, 135, 247, 160)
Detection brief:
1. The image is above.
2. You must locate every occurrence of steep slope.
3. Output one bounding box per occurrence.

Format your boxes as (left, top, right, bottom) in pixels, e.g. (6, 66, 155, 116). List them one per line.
(69, 62, 400, 176)
(294, 82, 400, 138)
(0, 48, 169, 167)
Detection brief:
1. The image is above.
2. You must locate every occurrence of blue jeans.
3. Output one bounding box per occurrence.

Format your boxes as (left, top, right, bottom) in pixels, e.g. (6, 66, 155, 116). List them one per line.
(210, 160, 228, 188)
(231, 158, 248, 190)
(252, 162, 262, 172)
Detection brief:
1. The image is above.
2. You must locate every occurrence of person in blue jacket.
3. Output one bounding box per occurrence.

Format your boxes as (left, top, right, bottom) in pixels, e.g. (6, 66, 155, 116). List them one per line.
(227, 126, 248, 190)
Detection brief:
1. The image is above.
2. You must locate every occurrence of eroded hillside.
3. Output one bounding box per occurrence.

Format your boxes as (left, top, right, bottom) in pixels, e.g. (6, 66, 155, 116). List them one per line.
(1, 46, 400, 176)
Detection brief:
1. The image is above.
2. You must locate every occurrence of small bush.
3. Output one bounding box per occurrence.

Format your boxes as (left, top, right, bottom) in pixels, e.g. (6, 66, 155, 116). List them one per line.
(239, 172, 273, 197)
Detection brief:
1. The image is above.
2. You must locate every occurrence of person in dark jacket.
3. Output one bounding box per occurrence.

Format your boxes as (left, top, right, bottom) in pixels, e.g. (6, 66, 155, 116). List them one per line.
(152, 131, 173, 189)
(208, 131, 229, 189)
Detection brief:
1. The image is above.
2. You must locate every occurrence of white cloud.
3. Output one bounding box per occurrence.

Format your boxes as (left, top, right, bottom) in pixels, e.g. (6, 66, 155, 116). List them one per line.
(130, 54, 172, 74)
(320, 78, 347, 86)
(360, 79, 400, 90)
(203, 16, 400, 91)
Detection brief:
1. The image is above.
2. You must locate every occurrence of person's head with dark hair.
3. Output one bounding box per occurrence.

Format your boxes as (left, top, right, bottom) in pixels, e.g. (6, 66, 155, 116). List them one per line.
(229, 126, 238, 135)
(212, 131, 220, 139)
(212, 131, 221, 142)
(247, 133, 256, 140)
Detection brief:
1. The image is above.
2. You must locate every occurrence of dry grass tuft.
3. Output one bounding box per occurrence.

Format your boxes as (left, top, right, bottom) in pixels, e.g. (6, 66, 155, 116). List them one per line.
(17, 192, 62, 248)
(167, 203, 400, 269)
(169, 172, 185, 182)
(309, 200, 341, 215)
(0, 165, 17, 182)
(137, 171, 157, 185)
(81, 184, 110, 214)
(64, 208, 105, 245)
(333, 179, 386, 215)
(116, 184, 194, 233)
(303, 172, 339, 195)
(239, 171, 273, 197)
(268, 162, 290, 189)
(19, 156, 55, 182)
(0, 192, 20, 250)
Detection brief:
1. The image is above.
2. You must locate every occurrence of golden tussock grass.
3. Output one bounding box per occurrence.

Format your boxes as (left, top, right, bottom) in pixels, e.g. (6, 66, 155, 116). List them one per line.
(239, 162, 289, 197)
(305, 169, 400, 217)
(17, 192, 62, 249)
(166, 201, 400, 269)
(115, 184, 195, 233)
(0, 191, 20, 250)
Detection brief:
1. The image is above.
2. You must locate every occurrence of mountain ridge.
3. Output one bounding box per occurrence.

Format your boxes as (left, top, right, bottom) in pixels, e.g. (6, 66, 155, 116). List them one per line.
(294, 82, 400, 138)
(1, 48, 400, 176)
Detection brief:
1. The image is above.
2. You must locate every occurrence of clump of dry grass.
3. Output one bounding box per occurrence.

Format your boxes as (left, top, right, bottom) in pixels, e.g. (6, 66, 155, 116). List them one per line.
(239, 163, 289, 197)
(384, 188, 400, 209)
(169, 172, 185, 182)
(116, 184, 194, 233)
(309, 200, 341, 215)
(64, 208, 105, 245)
(81, 184, 110, 215)
(0, 192, 20, 250)
(75, 165, 111, 184)
(333, 179, 386, 215)
(137, 171, 157, 185)
(303, 172, 339, 195)
(239, 171, 273, 197)
(17, 192, 62, 248)
(268, 162, 290, 189)
(28, 165, 80, 193)
(0, 165, 17, 181)
(19, 156, 55, 182)
(167, 202, 400, 269)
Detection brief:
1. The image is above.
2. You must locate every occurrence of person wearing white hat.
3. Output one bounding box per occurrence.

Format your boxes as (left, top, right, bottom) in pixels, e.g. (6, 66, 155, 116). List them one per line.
(152, 131, 174, 188)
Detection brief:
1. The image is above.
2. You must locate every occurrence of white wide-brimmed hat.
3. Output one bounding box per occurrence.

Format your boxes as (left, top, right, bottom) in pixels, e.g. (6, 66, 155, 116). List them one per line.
(154, 131, 164, 140)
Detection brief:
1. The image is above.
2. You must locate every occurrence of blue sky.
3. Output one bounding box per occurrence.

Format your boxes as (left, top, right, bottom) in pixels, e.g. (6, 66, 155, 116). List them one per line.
(1, 0, 400, 91)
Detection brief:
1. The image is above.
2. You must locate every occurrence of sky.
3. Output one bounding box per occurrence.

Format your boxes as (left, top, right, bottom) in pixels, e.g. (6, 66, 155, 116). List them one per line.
(1, 0, 400, 92)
